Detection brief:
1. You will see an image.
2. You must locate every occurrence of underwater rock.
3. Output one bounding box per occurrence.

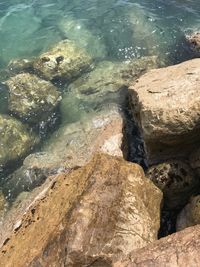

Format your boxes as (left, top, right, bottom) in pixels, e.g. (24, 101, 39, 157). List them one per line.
(61, 56, 160, 124)
(190, 146, 200, 176)
(114, 224, 200, 267)
(0, 154, 162, 266)
(186, 32, 200, 53)
(177, 195, 200, 231)
(147, 161, 200, 209)
(129, 58, 200, 164)
(0, 114, 38, 170)
(33, 39, 93, 83)
(5, 73, 61, 124)
(3, 106, 124, 199)
(58, 16, 107, 59)
(8, 58, 34, 75)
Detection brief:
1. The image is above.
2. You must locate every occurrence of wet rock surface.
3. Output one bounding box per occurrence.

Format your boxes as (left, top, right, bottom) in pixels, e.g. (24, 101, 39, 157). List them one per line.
(33, 39, 93, 83)
(0, 154, 162, 267)
(0, 114, 38, 171)
(129, 58, 200, 164)
(5, 73, 61, 124)
(147, 160, 200, 209)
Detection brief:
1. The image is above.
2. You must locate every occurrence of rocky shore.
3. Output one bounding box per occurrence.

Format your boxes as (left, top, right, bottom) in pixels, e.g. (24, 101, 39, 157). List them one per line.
(0, 32, 200, 266)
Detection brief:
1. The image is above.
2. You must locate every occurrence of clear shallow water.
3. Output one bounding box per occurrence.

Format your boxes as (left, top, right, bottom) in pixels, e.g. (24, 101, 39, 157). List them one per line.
(0, 0, 199, 206)
(0, 0, 199, 66)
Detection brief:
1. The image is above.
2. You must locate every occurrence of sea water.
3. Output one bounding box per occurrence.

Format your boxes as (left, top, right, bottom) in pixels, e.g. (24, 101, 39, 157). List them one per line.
(0, 0, 199, 203)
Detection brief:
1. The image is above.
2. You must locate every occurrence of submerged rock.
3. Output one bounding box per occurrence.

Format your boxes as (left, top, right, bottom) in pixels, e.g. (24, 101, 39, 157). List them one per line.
(61, 56, 160, 124)
(190, 146, 200, 176)
(58, 16, 107, 59)
(177, 195, 200, 231)
(129, 58, 200, 164)
(0, 115, 38, 170)
(0, 154, 162, 266)
(33, 39, 93, 83)
(3, 107, 124, 199)
(147, 160, 200, 209)
(5, 73, 61, 124)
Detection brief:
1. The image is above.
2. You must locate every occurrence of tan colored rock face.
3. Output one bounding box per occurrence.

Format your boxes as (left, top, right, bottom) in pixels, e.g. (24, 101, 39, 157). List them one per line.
(33, 39, 93, 82)
(113, 224, 200, 267)
(147, 160, 200, 209)
(0, 154, 162, 267)
(129, 58, 200, 164)
(5, 73, 61, 124)
(177, 195, 200, 231)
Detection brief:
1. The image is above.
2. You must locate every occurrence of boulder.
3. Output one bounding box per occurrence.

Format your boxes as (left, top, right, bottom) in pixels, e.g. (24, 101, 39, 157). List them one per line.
(177, 195, 200, 231)
(33, 39, 93, 83)
(3, 107, 124, 199)
(147, 160, 200, 209)
(0, 154, 162, 266)
(190, 146, 200, 176)
(114, 224, 200, 267)
(129, 58, 200, 164)
(61, 56, 160, 124)
(186, 32, 200, 53)
(0, 114, 38, 170)
(5, 73, 61, 124)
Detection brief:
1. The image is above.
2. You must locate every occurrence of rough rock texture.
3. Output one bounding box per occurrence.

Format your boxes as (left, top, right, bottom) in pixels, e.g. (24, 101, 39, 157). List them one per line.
(113, 225, 200, 267)
(5, 73, 61, 124)
(0, 154, 162, 267)
(3, 107, 124, 199)
(177, 195, 200, 231)
(67, 57, 159, 107)
(147, 160, 200, 209)
(186, 32, 200, 52)
(129, 58, 200, 164)
(0, 114, 38, 170)
(33, 39, 93, 83)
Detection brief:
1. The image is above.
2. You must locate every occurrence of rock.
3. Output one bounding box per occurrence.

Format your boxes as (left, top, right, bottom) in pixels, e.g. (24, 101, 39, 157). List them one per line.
(190, 146, 200, 176)
(0, 83, 8, 114)
(0, 154, 162, 266)
(8, 58, 34, 74)
(113, 224, 200, 267)
(0, 191, 6, 221)
(0, 114, 38, 170)
(147, 160, 200, 209)
(129, 58, 200, 164)
(58, 16, 107, 59)
(5, 73, 61, 124)
(177, 195, 200, 231)
(61, 56, 160, 124)
(186, 32, 200, 53)
(33, 39, 93, 83)
(3, 107, 125, 199)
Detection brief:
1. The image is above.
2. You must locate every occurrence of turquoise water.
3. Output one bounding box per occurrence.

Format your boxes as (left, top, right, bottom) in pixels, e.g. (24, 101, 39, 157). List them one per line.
(0, 0, 199, 66)
(0, 0, 199, 206)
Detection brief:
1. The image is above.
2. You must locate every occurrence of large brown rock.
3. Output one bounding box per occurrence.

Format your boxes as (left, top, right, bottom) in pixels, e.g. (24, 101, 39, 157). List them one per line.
(114, 225, 200, 267)
(0, 154, 162, 267)
(129, 58, 200, 164)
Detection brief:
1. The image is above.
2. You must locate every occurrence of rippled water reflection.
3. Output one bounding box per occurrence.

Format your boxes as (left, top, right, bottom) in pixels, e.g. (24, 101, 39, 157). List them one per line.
(0, 0, 199, 65)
